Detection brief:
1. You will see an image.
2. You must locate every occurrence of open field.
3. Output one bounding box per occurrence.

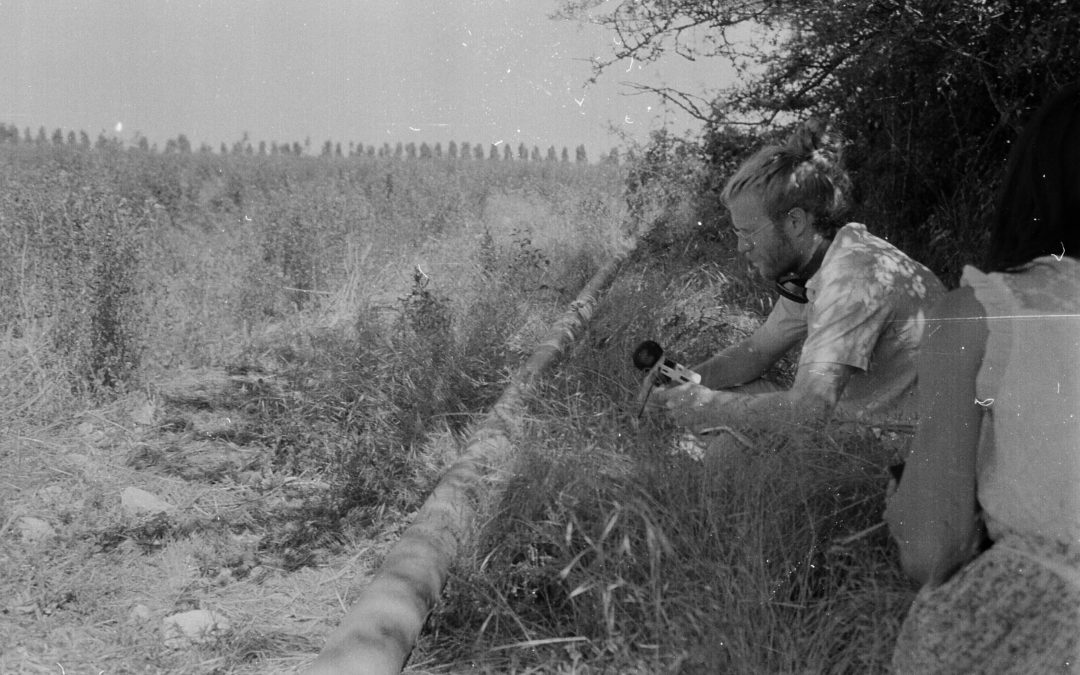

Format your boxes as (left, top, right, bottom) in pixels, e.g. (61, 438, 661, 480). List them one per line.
(1, 143, 913, 673)
(0, 146, 629, 672)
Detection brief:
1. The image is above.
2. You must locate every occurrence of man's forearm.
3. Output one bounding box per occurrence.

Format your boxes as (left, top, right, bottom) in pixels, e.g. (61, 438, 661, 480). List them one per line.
(671, 388, 824, 433)
(694, 341, 771, 390)
(658, 363, 852, 434)
(698, 390, 803, 431)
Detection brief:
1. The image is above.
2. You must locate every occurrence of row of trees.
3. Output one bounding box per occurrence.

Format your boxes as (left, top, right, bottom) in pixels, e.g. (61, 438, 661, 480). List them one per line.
(0, 123, 201, 154)
(0, 123, 622, 165)
(317, 140, 616, 164)
(0, 124, 99, 150)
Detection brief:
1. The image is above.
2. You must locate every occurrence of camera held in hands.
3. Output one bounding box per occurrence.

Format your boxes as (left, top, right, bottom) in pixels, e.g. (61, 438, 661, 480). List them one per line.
(632, 340, 701, 386)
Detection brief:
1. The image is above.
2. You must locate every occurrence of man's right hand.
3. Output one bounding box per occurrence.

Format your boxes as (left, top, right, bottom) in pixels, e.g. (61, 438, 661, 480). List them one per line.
(634, 361, 666, 417)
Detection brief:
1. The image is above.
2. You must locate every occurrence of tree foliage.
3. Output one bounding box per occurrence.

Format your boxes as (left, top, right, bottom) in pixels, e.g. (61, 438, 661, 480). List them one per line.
(562, 0, 1080, 281)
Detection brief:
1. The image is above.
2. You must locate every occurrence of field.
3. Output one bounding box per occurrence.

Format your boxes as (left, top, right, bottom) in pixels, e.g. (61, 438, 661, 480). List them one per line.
(0, 142, 914, 673)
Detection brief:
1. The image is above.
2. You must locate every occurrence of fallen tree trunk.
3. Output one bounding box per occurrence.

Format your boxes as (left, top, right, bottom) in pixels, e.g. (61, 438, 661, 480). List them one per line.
(306, 253, 628, 675)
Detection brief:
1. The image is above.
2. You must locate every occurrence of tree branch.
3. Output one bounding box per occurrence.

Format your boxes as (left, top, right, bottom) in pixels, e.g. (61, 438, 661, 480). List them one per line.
(622, 82, 714, 122)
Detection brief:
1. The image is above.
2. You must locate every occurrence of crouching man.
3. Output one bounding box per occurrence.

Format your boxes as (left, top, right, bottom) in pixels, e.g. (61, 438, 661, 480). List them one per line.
(646, 121, 945, 444)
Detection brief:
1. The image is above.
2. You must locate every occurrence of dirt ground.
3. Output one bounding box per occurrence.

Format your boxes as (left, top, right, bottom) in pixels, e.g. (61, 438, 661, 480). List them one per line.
(0, 368, 419, 674)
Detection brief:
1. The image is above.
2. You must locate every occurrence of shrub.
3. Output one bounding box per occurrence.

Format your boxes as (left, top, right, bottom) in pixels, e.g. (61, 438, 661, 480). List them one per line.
(0, 157, 154, 393)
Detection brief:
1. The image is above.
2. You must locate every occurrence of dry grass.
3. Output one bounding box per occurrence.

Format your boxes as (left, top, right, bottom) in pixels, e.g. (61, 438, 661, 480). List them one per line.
(0, 146, 627, 673)
(410, 259, 916, 674)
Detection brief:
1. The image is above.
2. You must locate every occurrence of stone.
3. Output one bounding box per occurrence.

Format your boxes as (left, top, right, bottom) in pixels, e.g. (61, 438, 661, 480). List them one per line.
(246, 565, 269, 584)
(16, 516, 55, 542)
(129, 603, 152, 623)
(120, 487, 175, 516)
(65, 453, 91, 468)
(130, 399, 156, 427)
(162, 609, 230, 648)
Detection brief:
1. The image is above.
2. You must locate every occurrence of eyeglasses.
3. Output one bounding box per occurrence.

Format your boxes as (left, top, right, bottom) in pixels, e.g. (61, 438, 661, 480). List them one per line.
(732, 209, 799, 245)
(733, 220, 773, 245)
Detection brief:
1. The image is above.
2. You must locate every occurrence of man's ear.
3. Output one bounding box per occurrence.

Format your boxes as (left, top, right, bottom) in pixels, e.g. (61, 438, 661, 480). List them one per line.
(785, 207, 816, 237)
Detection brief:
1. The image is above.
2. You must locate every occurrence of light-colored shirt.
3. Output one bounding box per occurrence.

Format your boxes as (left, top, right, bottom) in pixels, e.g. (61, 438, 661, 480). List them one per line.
(761, 223, 945, 426)
(965, 256, 1080, 547)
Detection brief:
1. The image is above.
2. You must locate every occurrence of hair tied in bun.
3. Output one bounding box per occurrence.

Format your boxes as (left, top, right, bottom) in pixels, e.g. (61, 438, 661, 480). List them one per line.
(786, 118, 829, 158)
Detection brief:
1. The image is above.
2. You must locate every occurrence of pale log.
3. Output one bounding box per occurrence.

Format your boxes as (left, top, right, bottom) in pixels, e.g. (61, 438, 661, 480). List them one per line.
(306, 253, 627, 674)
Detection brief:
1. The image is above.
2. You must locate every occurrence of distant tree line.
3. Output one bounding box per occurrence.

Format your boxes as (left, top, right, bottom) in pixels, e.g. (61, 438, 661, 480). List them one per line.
(0, 123, 622, 165)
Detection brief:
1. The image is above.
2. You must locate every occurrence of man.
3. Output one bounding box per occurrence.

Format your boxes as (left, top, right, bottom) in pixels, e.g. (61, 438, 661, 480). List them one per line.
(647, 121, 945, 440)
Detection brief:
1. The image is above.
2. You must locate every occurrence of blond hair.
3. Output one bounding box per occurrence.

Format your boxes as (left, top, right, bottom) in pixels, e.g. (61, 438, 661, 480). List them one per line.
(722, 119, 852, 236)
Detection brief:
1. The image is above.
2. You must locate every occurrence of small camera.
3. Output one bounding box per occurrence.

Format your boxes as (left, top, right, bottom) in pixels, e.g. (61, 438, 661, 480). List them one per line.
(631, 340, 701, 385)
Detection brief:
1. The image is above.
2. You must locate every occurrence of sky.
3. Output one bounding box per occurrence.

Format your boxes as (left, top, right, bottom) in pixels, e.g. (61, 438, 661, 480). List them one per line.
(0, 1, 737, 157)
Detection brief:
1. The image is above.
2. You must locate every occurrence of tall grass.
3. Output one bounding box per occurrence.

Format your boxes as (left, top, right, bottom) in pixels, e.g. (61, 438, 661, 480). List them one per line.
(0, 145, 626, 420)
(0, 141, 630, 577)
(414, 254, 914, 673)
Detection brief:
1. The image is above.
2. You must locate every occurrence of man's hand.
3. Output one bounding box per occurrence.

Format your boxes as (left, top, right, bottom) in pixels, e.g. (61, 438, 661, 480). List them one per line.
(634, 361, 666, 417)
(652, 382, 731, 430)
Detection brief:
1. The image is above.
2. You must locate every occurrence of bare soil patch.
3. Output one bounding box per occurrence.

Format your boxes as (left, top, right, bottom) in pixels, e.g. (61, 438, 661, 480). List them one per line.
(0, 368, 416, 674)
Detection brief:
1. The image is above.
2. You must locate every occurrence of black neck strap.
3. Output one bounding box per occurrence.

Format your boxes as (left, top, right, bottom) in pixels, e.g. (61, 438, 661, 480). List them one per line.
(774, 237, 832, 304)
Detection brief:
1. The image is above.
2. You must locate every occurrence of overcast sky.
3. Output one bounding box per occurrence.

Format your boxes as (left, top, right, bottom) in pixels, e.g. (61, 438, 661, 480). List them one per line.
(0, 1, 735, 156)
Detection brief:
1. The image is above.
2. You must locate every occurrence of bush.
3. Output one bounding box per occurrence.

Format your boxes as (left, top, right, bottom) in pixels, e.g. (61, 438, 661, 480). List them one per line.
(568, 0, 1080, 284)
(0, 156, 155, 392)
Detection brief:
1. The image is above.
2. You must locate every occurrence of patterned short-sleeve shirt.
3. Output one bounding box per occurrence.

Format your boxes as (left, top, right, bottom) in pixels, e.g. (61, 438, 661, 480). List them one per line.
(761, 223, 945, 426)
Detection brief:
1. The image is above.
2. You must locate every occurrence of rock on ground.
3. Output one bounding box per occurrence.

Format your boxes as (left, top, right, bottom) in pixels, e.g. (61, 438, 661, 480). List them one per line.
(120, 487, 175, 516)
(16, 516, 56, 542)
(162, 609, 230, 648)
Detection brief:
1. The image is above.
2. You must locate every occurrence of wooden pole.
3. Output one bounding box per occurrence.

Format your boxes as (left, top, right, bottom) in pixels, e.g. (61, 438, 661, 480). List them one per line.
(306, 253, 627, 674)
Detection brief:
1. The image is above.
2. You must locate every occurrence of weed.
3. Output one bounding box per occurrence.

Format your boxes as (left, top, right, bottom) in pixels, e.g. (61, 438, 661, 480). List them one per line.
(399, 266, 453, 349)
(477, 226, 499, 280)
(507, 227, 552, 289)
